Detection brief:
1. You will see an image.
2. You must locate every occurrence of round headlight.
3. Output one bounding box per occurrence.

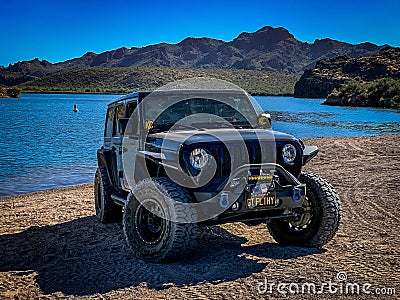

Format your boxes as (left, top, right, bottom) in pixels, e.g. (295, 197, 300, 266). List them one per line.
(189, 148, 209, 169)
(282, 144, 297, 165)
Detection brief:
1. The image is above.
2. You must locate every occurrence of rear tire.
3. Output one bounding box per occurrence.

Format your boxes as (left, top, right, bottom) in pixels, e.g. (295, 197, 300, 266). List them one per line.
(123, 177, 198, 263)
(94, 167, 122, 223)
(268, 172, 341, 248)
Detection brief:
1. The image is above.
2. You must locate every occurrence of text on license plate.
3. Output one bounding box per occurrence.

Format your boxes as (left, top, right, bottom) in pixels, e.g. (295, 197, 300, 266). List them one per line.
(246, 194, 277, 208)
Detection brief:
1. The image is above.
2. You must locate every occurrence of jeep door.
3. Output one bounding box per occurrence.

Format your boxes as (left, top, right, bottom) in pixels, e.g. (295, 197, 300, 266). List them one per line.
(103, 103, 125, 189)
(120, 101, 140, 190)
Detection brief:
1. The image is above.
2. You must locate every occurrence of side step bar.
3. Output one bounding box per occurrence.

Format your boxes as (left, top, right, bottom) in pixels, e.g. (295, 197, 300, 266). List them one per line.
(111, 194, 127, 206)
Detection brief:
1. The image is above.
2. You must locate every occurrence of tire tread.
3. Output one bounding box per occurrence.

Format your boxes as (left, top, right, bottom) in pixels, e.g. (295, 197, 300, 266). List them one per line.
(268, 172, 341, 248)
(94, 167, 123, 223)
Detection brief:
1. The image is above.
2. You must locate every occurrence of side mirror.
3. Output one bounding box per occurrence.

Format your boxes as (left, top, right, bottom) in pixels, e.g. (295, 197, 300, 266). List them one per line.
(257, 113, 272, 129)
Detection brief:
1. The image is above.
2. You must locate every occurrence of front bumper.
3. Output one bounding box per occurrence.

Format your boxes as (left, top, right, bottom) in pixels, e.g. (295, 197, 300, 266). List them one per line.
(194, 163, 306, 224)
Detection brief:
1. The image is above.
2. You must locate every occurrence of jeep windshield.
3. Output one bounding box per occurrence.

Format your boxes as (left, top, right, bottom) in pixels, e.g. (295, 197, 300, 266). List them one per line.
(142, 95, 259, 132)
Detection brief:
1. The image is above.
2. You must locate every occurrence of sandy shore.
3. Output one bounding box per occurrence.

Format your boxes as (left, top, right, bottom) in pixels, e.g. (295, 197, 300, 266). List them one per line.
(1, 135, 399, 299)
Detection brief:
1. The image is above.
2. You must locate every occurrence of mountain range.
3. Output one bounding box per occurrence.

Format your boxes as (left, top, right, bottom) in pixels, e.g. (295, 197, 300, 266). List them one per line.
(0, 26, 386, 87)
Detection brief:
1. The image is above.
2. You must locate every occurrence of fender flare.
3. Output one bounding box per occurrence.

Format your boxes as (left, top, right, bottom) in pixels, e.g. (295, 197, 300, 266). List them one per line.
(97, 149, 116, 187)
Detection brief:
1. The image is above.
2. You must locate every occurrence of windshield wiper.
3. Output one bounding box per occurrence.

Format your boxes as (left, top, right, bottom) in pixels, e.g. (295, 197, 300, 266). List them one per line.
(168, 124, 200, 131)
(191, 121, 252, 129)
(153, 123, 201, 132)
(151, 121, 251, 132)
(150, 127, 168, 133)
(232, 122, 253, 129)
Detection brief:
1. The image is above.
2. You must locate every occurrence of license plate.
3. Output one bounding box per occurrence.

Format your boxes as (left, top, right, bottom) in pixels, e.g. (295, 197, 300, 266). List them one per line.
(246, 192, 277, 209)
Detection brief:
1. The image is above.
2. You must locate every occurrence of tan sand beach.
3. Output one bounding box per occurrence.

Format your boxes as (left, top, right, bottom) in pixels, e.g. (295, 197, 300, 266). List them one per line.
(1, 135, 399, 299)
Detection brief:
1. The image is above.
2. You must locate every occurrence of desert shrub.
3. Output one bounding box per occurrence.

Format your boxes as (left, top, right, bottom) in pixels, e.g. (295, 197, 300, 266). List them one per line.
(6, 86, 22, 98)
(329, 78, 400, 108)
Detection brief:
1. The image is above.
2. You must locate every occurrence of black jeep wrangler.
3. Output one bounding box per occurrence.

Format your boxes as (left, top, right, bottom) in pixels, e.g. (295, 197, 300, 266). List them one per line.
(95, 88, 341, 263)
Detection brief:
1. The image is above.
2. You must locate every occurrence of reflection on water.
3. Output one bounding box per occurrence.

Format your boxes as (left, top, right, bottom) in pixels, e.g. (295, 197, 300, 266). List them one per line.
(0, 94, 399, 198)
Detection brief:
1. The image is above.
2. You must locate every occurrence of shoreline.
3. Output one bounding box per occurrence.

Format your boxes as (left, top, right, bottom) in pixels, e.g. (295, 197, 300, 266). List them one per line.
(19, 91, 295, 97)
(20, 90, 125, 96)
(1, 134, 399, 201)
(16, 91, 400, 109)
(0, 183, 93, 201)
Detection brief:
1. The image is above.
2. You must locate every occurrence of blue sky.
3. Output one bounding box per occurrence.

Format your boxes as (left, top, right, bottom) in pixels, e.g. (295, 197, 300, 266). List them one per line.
(1, 0, 399, 66)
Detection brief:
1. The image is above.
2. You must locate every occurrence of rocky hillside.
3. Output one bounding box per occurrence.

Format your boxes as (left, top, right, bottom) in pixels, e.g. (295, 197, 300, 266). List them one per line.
(294, 47, 400, 98)
(19, 66, 300, 96)
(0, 26, 383, 87)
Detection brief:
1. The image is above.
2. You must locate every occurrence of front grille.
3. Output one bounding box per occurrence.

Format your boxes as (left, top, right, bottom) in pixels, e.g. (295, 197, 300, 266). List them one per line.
(208, 142, 275, 177)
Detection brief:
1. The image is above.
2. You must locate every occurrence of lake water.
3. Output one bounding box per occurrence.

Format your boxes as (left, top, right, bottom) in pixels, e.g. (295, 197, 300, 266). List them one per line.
(0, 93, 399, 198)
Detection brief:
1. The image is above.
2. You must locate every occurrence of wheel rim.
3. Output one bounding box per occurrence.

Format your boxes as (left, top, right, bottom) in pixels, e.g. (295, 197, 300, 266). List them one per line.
(135, 199, 167, 244)
(287, 192, 315, 231)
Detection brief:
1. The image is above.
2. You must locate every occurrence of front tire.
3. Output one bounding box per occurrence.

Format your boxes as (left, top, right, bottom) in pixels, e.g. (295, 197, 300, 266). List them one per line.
(268, 172, 341, 248)
(123, 177, 198, 263)
(94, 167, 122, 223)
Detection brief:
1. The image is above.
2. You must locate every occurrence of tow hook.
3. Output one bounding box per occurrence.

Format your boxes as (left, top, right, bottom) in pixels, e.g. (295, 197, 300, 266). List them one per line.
(219, 192, 230, 208)
(292, 187, 304, 203)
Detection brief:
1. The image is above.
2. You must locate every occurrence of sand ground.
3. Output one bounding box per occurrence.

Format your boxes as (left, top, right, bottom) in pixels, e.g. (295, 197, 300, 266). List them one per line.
(0, 135, 399, 299)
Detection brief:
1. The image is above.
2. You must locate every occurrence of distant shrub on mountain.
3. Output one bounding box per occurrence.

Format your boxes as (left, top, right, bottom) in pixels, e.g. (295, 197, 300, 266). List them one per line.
(325, 78, 400, 108)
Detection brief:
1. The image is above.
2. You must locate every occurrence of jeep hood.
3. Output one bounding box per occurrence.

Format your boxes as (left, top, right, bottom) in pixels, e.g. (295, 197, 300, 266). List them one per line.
(146, 129, 297, 153)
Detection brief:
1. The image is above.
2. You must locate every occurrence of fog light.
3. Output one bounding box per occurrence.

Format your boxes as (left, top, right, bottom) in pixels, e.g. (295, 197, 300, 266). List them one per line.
(231, 202, 240, 211)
